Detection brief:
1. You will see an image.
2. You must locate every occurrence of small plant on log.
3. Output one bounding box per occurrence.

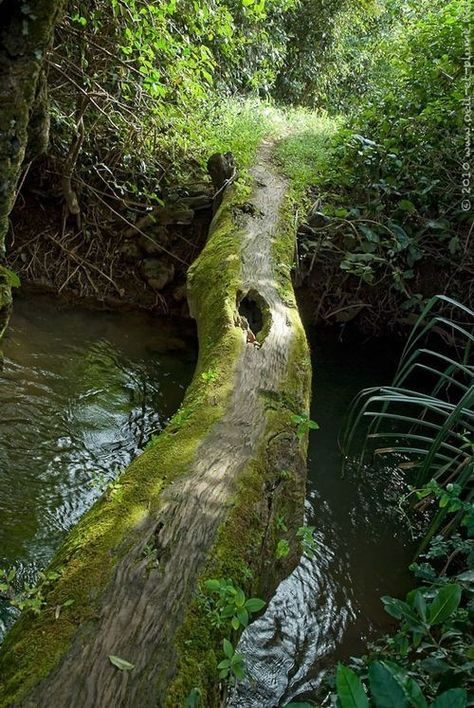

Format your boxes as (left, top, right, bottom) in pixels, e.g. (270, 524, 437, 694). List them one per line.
(291, 413, 319, 439)
(276, 539, 290, 559)
(217, 639, 246, 683)
(297, 525, 317, 559)
(202, 578, 266, 631)
(201, 369, 218, 383)
(0, 568, 62, 616)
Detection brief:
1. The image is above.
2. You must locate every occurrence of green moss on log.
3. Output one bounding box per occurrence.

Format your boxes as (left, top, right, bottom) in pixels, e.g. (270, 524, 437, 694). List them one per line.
(0, 185, 246, 707)
(166, 212, 312, 706)
(0, 155, 311, 707)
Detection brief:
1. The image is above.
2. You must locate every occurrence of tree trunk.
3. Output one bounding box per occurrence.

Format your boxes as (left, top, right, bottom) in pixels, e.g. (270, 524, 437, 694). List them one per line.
(0, 141, 312, 707)
(0, 0, 61, 343)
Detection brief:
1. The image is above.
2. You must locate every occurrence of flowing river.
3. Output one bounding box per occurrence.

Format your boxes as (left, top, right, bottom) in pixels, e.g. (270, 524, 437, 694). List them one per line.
(0, 295, 414, 704)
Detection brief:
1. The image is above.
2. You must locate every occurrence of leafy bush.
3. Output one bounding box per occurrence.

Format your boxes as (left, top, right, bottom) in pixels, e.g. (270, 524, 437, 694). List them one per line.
(294, 0, 472, 330)
(331, 503, 473, 707)
(326, 296, 473, 707)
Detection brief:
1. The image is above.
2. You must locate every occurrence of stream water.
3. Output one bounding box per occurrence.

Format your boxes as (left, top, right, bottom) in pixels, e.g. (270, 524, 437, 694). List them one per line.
(0, 296, 195, 640)
(230, 333, 415, 706)
(0, 296, 414, 704)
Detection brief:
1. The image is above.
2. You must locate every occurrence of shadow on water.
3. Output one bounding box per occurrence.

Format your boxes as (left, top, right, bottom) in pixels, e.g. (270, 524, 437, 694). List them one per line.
(230, 329, 417, 707)
(0, 295, 196, 640)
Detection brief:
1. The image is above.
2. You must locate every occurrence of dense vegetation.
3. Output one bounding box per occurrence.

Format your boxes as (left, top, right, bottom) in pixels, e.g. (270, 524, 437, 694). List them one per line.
(0, 0, 471, 704)
(328, 296, 473, 707)
(6, 0, 470, 331)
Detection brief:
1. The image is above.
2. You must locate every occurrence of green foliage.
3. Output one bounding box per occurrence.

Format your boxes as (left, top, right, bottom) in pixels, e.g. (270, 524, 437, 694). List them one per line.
(272, 0, 380, 108)
(48, 0, 297, 193)
(331, 297, 473, 708)
(293, 0, 471, 329)
(275, 538, 290, 558)
(342, 296, 473, 542)
(201, 578, 265, 631)
(0, 568, 63, 616)
(184, 688, 202, 707)
(332, 515, 473, 706)
(274, 112, 342, 204)
(201, 368, 218, 383)
(0, 267, 20, 289)
(291, 413, 319, 439)
(217, 638, 246, 682)
(336, 664, 369, 707)
(296, 525, 317, 559)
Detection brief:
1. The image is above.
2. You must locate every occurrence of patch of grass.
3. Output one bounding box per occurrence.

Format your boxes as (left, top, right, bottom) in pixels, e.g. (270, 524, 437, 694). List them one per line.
(273, 113, 342, 205)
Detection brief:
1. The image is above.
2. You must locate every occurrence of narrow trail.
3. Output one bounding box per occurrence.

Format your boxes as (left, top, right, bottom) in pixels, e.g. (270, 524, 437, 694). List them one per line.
(24, 140, 297, 707)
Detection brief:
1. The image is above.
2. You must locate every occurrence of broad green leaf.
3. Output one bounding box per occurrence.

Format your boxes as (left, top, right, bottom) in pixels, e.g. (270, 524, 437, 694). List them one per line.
(431, 688, 467, 708)
(420, 657, 450, 675)
(232, 657, 245, 680)
(336, 664, 369, 708)
(231, 616, 240, 630)
(235, 588, 246, 608)
(405, 677, 428, 708)
(456, 570, 474, 583)
(368, 661, 407, 708)
(204, 579, 221, 592)
(245, 597, 266, 613)
(359, 223, 379, 242)
(108, 655, 135, 671)
(412, 590, 427, 621)
(427, 584, 461, 625)
(381, 596, 406, 619)
(399, 199, 416, 212)
(223, 638, 233, 659)
(184, 687, 201, 708)
(382, 597, 424, 632)
(237, 608, 249, 627)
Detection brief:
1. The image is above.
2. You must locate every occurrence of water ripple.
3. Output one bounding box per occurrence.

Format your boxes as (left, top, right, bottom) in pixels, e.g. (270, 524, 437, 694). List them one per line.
(0, 297, 194, 640)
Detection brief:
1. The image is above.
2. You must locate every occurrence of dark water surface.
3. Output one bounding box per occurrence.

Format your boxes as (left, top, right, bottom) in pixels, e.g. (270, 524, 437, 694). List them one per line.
(231, 332, 415, 706)
(0, 296, 195, 639)
(0, 297, 414, 705)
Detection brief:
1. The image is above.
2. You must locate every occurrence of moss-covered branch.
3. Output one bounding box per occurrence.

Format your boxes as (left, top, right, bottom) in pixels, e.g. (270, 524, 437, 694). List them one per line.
(0, 144, 311, 707)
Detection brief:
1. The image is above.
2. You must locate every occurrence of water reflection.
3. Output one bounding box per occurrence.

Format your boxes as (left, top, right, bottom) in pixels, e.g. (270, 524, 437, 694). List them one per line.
(230, 333, 416, 706)
(0, 296, 195, 639)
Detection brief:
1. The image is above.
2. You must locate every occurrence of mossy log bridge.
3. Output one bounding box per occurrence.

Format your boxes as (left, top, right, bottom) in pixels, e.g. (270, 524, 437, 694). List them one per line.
(0, 141, 311, 707)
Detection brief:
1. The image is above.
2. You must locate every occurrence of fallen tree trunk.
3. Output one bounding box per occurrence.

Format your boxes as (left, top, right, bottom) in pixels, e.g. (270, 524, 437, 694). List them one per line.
(0, 141, 311, 707)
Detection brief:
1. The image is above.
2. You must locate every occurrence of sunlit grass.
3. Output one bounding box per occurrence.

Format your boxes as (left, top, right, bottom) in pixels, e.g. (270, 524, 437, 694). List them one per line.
(272, 113, 343, 204)
(150, 96, 344, 193)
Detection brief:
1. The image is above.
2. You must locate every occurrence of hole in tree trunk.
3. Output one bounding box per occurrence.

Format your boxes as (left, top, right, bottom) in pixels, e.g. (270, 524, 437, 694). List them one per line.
(237, 289, 271, 344)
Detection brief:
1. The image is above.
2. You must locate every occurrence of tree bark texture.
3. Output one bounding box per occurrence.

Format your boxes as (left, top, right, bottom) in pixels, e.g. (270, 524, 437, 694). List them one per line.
(0, 140, 312, 707)
(0, 0, 61, 341)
